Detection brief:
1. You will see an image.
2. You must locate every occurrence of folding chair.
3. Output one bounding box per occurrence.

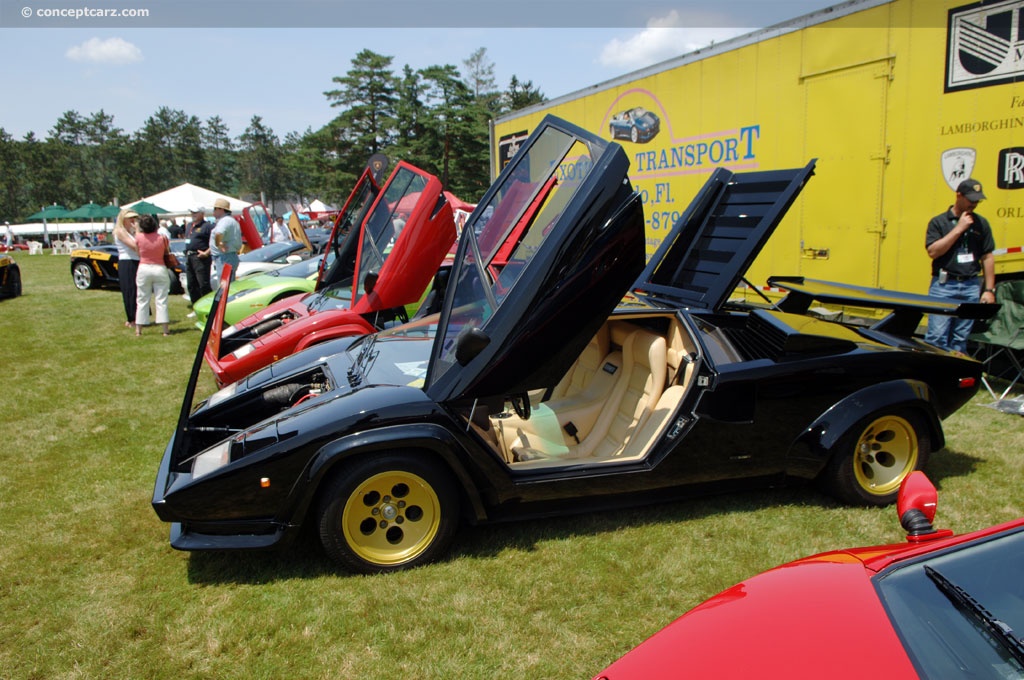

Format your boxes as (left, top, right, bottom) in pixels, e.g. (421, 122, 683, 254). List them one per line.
(969, 280, 1024, 400)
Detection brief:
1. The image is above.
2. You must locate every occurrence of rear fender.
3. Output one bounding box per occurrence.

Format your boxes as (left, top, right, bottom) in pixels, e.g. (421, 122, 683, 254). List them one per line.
(303, 422, 487, 522)
(790, 380, 944, 478)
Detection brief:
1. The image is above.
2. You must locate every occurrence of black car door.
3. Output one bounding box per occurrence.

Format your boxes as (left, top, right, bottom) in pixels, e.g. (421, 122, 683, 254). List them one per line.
(425, 115, 647, 408)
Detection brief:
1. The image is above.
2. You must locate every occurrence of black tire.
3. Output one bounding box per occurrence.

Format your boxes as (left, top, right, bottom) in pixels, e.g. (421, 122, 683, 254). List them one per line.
(171, 271, 186, 296)
(317, 452, 459, 574)
(9, 267, 21, 297)
(71, 261, 96, 290)
(821, 408, 931, 506)
(630, 126, 639, 143)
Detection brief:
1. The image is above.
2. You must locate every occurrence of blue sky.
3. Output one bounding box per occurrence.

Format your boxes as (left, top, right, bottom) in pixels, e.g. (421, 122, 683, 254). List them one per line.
(0, 1, 840, 141)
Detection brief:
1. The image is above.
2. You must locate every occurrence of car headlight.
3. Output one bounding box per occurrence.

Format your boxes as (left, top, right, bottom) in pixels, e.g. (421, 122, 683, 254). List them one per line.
(228, 288, 258, 302)
(206, 381, 239, 408)
(191, 440, 232, 480)
(231, 343, 256, 359)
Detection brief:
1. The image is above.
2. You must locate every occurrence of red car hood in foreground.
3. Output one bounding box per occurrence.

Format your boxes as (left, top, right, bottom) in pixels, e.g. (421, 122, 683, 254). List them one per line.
(595, 513, 1024, 680)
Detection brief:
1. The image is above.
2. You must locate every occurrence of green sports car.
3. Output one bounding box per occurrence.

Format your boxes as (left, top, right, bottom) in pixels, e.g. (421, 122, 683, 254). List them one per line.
(192, 254, 324, 328)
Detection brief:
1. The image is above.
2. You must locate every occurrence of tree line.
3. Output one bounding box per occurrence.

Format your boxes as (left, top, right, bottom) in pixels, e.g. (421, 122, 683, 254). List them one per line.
(0, 47, 545, 221)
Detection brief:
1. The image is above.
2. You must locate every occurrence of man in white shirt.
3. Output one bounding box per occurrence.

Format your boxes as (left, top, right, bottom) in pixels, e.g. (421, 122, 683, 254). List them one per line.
(270, 214, 290, 243)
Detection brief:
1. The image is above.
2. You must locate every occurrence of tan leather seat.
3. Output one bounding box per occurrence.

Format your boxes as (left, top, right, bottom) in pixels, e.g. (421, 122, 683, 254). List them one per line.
(549, 325, 610, 401)
(498, 328, 667, 462)
(579, 329, 666, 459)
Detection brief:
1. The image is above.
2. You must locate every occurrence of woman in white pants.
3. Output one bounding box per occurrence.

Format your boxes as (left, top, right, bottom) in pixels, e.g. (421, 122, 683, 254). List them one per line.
(134, 214, 171, 336)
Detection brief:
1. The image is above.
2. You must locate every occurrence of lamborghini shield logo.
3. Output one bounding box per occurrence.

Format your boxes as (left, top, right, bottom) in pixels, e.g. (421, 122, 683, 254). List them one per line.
(942, 147, 977, 191)
(945, 0, 1024, 92)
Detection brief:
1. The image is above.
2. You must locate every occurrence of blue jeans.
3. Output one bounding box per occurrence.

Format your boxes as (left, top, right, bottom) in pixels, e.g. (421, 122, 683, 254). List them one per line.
(215, 252, 240, 284)
(924, 276, 980, 352)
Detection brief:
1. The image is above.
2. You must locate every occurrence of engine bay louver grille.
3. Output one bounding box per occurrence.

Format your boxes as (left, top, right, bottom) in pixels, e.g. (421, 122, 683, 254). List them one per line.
(721, 312, 788, 360)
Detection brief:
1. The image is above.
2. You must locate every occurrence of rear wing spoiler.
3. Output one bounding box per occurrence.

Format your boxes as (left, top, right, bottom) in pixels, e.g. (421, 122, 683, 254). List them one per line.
(767, 276, 997, 337)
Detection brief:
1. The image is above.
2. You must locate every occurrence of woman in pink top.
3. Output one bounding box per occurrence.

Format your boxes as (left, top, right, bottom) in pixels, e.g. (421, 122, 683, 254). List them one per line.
(135, 214, 171, 336)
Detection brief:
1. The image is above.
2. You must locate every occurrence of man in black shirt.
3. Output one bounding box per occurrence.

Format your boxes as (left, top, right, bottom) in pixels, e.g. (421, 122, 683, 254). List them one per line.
(924, 178, 996, 352)
(184, 206, 213, 310)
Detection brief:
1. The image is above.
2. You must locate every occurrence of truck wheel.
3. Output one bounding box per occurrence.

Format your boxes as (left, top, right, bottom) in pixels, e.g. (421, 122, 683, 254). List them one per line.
(72, 261, 96, 290)
(822, 408, 930, 506)
(318, 452, 459, 573)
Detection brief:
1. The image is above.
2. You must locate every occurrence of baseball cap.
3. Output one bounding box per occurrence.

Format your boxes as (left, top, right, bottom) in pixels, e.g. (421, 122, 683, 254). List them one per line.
(956, 178, 986, 201)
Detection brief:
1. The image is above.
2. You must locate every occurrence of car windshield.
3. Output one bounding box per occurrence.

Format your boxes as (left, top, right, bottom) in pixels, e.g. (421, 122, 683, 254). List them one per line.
(240, 241, 298, 263)
(348, 314, 439, 388)
(268, 254, 324, 279)
(875, 527, 1024, 678)
(353, 166, 428, 300)
(305, 284, 353, 312)
(429, 124, 597, 387)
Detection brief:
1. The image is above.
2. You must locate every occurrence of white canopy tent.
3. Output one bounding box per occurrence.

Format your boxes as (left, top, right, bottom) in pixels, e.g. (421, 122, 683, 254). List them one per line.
(124, 183, 251, 217)
(307, 199, 335, 212)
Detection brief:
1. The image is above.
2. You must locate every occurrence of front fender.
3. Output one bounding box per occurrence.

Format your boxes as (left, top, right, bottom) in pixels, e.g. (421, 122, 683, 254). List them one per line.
(293, 320, 375, 353)
(789, 379, 944, 479)
(307, 422, 488, 522)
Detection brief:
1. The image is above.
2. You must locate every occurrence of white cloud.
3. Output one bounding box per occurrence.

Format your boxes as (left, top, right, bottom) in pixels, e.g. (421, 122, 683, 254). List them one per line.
(66, 37, 143, 65)
(599, 11, 750, 71)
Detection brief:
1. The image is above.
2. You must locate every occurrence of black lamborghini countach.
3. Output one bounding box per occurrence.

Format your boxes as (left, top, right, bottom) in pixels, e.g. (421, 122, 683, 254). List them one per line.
(153, 115, 990, 573)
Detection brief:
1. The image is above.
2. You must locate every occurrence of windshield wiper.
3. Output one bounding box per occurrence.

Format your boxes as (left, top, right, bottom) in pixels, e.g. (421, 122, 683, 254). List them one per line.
(925, 565, 1024, 666)
(346, 334, 377, 387)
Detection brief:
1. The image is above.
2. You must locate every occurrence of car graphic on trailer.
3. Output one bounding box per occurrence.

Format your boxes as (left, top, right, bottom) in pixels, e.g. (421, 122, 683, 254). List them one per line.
(608, 107, 660, 144)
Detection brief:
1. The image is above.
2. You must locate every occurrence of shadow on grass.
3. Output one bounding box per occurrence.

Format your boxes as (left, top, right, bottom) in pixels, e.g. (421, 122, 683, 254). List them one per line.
(185, 528, 335, 584)
(451, 485, 838, 562)
(926, 447, 984, 489)
(184, 484, 836, 584)
(183, 449, 984, 584)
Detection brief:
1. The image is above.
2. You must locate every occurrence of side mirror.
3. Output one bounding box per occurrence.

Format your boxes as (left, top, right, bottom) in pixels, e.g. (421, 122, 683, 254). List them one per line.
(455, 327, 490, 366)
(363, 271, 379, 295)
(897, 471, 953, 541)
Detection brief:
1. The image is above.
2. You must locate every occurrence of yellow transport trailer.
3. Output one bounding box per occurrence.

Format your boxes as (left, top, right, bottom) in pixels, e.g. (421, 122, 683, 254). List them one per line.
(492, 0, 1024, 295)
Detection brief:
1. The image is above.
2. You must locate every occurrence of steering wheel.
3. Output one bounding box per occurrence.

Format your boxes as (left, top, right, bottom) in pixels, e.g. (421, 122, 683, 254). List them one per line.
(510, 393, 531, 420)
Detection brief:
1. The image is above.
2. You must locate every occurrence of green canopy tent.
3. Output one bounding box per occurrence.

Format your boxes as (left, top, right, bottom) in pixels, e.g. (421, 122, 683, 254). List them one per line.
(128, 200, 170, 216)
(65, 202, 121, 237)
(27, 203, 70, 246)
(65, 202, 109, 219)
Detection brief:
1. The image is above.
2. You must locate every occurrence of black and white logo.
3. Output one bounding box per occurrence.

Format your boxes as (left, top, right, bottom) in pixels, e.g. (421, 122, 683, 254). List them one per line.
(942, 147, 977, 190)
(498, 130, 529, 170)
(945, 0, 1024, 92)
(998, 147, 1024, 189)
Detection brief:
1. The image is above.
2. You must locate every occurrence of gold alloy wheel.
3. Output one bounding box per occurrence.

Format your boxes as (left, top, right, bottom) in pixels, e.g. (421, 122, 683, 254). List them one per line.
(852, 414, 919, 497)
(341, 470, 442, 567)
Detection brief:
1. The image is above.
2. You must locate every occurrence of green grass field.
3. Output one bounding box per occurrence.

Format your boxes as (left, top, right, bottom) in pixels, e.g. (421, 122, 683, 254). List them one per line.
(1, 251, 1021, 679)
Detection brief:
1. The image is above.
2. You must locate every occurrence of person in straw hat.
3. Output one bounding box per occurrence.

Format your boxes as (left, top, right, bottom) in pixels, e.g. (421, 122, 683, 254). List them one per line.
(113, 208, 140, 327)
(210, 197, 241, 284)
